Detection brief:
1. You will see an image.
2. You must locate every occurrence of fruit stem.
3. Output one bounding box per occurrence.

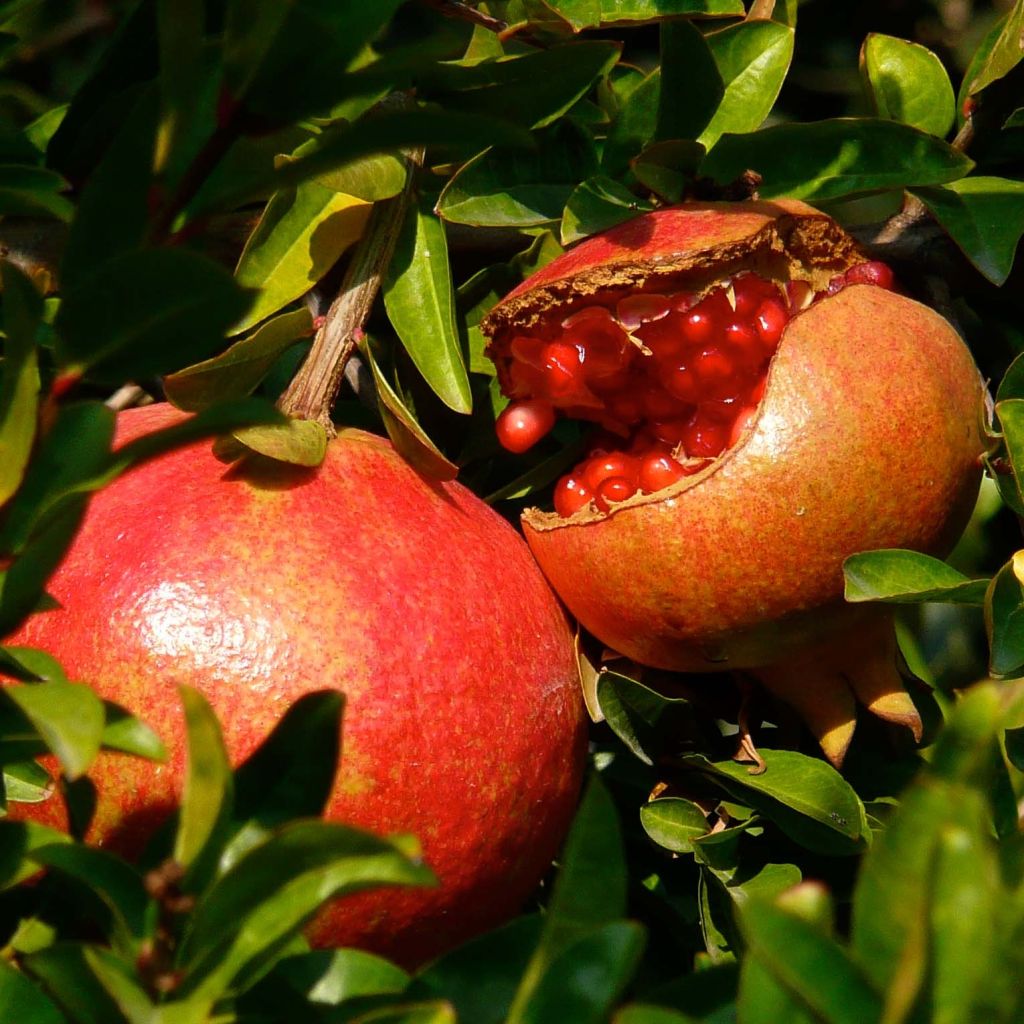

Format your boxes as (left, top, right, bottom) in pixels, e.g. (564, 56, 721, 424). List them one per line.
(278, 142, 422, 432)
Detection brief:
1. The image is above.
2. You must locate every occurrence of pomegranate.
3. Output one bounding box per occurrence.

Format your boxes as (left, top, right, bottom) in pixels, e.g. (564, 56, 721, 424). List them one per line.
(5, 404, 587, 966)
(483, 201, 985, 764)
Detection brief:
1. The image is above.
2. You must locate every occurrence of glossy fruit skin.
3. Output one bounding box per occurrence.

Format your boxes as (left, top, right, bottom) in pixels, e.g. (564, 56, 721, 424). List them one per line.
(484, 203, 985, 674)
(6, 405, 587, 966)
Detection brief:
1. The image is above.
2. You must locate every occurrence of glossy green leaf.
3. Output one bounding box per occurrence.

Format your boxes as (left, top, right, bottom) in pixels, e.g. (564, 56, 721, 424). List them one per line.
(55, 249, 253, 382)
(640, 797, 711, 853)
(221, 690, 343, 872)
(861, 34, 954, 137)
(165, 308, 313, 412)
(632, 140, 706, 203)
(30, 844, 148, 953)
(740, 900, 884, 1024)
(22, 945, 126, 1024)
(83, 946, 160, 1024)
(560, 175, 654, 244)
(912, 176, 1024, 285)
(614, 1005, 699, 1024)
(514, 922, 646, 1024)
(508, 775, 627, 1022)
(438, 120, 598, 227)
(844, 549, 988, 605)
(701, 119, 973, 201)
(963, 1, 1024, 96)
(0, 958, 66, 1024)
(656, 20, 722, 144)
(986, 560, 1024, 678)
(698, 20, 794, 151)
(0, 262, 42, 506)
(314, 152, 408, 202)
(602, 69, 659, 176)
(383, 197, 471, 413)
(100, 703, 167, 762)
(359, 339, 458, 481)
(178, 821, 434, 1001)
(428, 41, 620, 129)
(997, 398, 1024, 512)
(0, 164, 72, 221)
(233, 418, 328, 467)
(175, 685, 235, 889)
(232, 184, 370, 335)
(683, 750, 870, 853)
(545, 0, 743, 31)
(3, 759, 52, 803)
(4, 680, 104, 780)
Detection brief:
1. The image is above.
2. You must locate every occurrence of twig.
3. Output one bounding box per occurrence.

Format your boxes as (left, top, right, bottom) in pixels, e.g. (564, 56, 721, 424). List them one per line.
(105, 384, 151, 411)
(418, 0, 508, 33)
(746, 0, 776, 20)
(276, 148, 423, 431)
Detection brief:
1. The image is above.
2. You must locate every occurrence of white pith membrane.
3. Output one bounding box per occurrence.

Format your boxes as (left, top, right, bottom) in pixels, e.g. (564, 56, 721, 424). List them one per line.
(491, 259, 895, 524)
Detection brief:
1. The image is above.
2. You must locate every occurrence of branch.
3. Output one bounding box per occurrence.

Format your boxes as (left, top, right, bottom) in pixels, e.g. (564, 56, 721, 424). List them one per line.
(418, 0, 508, 33)
(747, 0, 776, 20)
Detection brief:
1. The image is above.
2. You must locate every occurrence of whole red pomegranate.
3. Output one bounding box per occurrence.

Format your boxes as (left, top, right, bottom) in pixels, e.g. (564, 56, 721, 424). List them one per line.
(483, 200, 985, 764)
(6, 404, 587, 966)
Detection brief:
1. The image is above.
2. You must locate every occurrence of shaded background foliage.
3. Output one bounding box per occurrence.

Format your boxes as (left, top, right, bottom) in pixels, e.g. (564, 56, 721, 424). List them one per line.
(0, 0, 1023, 1021)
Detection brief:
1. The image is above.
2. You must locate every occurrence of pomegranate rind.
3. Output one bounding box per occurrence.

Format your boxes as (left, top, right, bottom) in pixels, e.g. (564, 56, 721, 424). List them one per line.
(519, 286, 985, 672)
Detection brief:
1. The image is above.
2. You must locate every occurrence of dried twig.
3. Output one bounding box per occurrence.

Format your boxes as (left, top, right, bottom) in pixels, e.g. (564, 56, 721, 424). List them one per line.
(418, 0, 508, 33)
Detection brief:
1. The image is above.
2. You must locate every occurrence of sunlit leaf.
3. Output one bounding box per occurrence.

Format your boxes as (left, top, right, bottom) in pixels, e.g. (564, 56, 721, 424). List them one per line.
(844, 549, 988, 605)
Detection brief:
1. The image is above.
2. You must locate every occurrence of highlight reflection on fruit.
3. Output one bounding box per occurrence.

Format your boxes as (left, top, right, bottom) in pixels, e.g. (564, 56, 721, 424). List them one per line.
(8, 404, 588, 967)
(484, 200, 986, 765)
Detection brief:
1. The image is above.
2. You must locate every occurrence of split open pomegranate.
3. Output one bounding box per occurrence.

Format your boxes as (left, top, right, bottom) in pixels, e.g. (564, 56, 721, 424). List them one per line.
(483, 201, 985, 765)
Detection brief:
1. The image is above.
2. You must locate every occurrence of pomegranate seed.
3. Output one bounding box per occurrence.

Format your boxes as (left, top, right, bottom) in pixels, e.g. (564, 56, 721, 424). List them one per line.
(606, 391, 644, 426)
(785, 280, 814, 311)
(722, 321, 760, 367)
(616, 293, 671, 330)
(663, 362, 700, 403)
(693, 347, 741, 399)
(553, 474, 593, 517)
(650, 418, 690, 445)
(732, 274, 777, 317)
(680, 289, 732, 346)
(754, 298, 788, 349)
(729, 406, 758, 446)
(562, 305, 617, 331)
(578, 326, 634, 381)
(639, 452, 688, 492)
(495, 399, 556, 453)
(641, 385, 680, 421)
(584, 452, 638, 492)
(507, 360, 545, 398)
(700, 398, 742, 423)
(510, 335, 545, 366)
(844, 261, 894, 289)
(636, 316, 685, 363)
(682, 416, 730, 458)
(541, 341, 586, 400)
(594, 475, 637, 510)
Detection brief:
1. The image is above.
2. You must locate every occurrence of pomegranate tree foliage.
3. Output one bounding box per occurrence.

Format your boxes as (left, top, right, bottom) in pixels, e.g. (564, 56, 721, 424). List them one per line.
(0, 0, 1023, 1020)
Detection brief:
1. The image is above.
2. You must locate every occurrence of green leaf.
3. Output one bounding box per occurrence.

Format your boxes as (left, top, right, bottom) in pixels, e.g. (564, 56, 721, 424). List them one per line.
(100, 703, 167, 762)
(164, 308, 313, 412)
(543, 0, 743, 31)
(602, 69, 659, 177)
(860, 34, 955, 138)
(701, 119, 973, 202)
(614, 1005, 700, 1024)
(997, 398, 1024, 514)
(3, 760, 53, 803)
(83, 946, 159, 1024)
(55, 249, 253, 382)
(560, 175, 655, 245)
(428, 41, 620, 129)
(175, 685, 235, 890)
(221, 690, 342, 871)
(986, 559, 1024, 678)
(740, 900, 884, 1024)
(640, 797, 711, 853)
(314, 152, 408, 202)
(508, 775, 627, 1022)
(0, 958, 66, 1024)
(177, 820, 434, 1003)
(698, 20, 795, 151)
(232, 183, 371, 335)
(22, 945, 126, 1024)
(233, 418, 329, 468)
(656, 20, 722, 144)
(683, 750, 870, 854)
(843, 549, 988, 605)
(912, 176, 1024, 285)
(359, 340, 458, 481)
(963, 1, 1024, 96)
(437, 120, 598, 228)
(0, 262, 42, 506)
(0, 821, 72, 890)
(349, 1003, 457, 1024)
(0, 164, 72, 221)
(383, 196, 471, 414)
(154, 0, 205, 175)
(4, 680, 105, 780)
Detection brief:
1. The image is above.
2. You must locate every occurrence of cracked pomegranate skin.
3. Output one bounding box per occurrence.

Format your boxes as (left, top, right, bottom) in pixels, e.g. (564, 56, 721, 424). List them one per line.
(483, 202, 985, 672)
(7, 404, 588, 966)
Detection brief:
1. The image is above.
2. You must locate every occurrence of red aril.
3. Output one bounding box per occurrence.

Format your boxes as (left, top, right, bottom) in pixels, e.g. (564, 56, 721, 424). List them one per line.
(639, 450, 688, 492)
(495, 398, 555, 453)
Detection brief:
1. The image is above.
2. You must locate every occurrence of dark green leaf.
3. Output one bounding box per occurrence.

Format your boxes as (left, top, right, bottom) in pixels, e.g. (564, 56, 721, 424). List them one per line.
(427, 42, 620, 129)
(699, 20, 794, 151)
(154, 0, 205, 177)
(165, 308, 313, 412)
(560, 175, 655, 245)
(55, 249, 253, 382)
(438, 120, 598, 227)
(0, 262, 42, 505)
(0, 821, 71, 889)
(963, 2, 1024, 96)
(602, 69, 659, 177)
(233, 418, 329, 467)
(232, 183, 371, 335)
(100, 703, 167, 762)
(544, 0, 743, 31)
(701, 119, 973, 201)
(986, 559, 1024, 678)
(861, 34, 955, 137)
(843, 549, 988, 605)
(0, 164, 72, 221)
(640, 797, 711, 853)
(740, 900, 883, 1024)
(632, 140, 706, 203)
(0, 958, 66, 1024)
(656, 20, 722, 144)
(383, 196, 471, 413)
(912, 177, 1024, 286)
(614, 1005, 700, 1024)
(22, 945, 125, 1024)
(258, 948, 408, 1008)
(83, 946, 159, 1023)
